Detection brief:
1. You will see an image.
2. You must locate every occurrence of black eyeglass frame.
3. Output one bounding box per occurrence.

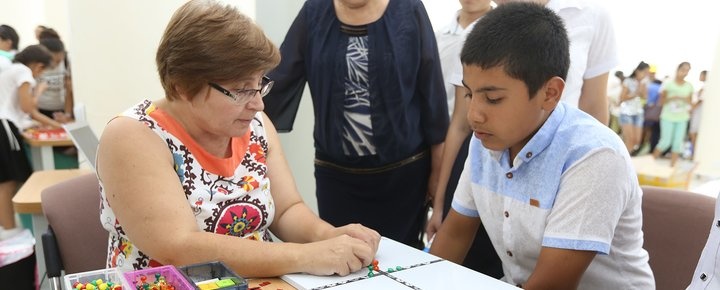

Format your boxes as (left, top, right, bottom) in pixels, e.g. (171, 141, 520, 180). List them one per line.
(208, 76, 273, 105)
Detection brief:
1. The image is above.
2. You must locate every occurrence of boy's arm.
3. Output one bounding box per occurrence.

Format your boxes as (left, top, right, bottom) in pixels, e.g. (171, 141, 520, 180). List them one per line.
(429, 209, 480, 264)
(523, 247, 596, 290)
(535, 149, 635, 288)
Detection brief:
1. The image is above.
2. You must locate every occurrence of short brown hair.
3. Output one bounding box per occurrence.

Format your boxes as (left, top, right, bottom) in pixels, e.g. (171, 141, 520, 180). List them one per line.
(156, 0, 280, 100)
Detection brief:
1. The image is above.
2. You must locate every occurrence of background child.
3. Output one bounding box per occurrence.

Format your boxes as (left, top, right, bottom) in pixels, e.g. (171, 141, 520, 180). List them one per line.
(429, 3, 654, 289)
(0, 24, 19, 72)
(37, 37, 74, 123)
(0, 44, 55, 240)
(652, 62, 694, 166)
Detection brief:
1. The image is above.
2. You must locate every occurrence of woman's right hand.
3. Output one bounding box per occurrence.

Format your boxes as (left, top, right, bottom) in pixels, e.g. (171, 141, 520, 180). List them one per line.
(301, 234, 374, 276)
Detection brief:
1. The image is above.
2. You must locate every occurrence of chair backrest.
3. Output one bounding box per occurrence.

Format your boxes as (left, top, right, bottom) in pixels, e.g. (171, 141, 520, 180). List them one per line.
(41, 173, 107, 274)
(641, 186, 715, 290)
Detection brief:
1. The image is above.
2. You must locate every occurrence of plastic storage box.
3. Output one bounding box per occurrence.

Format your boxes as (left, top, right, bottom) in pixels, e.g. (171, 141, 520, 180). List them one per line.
(632, 156, 698, 189)
(123, 265, 195, 290)
(178, 261, 247, 290)
(64, 268, 128, 290)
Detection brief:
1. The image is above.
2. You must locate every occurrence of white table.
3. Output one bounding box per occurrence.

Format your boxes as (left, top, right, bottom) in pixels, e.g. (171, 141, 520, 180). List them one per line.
(282, 237, 519, 290)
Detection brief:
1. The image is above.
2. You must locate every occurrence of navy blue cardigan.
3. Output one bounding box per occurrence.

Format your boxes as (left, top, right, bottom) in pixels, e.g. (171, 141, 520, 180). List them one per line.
(264, 0, 448, 166)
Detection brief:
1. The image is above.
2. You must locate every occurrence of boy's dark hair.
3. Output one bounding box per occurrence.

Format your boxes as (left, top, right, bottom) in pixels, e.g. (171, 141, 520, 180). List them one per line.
(0, 24, 20, 50)
(40, 38, 65, 53)
(461, 2, 570, 98)
(13, 45, 53, 67)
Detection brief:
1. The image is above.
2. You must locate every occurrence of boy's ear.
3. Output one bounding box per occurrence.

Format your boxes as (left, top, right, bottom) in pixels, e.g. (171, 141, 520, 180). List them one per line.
(541, 76, 564, 109)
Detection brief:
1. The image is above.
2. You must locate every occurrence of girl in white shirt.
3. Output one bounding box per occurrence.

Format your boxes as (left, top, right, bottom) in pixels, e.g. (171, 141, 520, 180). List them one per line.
(0, 44, 55, 240)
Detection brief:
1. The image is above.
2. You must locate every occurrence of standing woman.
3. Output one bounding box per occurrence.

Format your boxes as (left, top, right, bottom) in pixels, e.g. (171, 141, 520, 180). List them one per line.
(653, 62, 694, 166)
(0, 45, 54, 240)
(618, 61, 649, 155)
(264, 0, 449, 248)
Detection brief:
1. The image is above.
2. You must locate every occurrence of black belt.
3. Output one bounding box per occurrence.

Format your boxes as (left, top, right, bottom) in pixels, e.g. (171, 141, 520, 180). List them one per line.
(314, 150, 428, 174)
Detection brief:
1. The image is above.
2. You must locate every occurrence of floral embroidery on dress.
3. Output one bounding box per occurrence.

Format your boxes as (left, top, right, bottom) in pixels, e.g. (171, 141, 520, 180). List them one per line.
(99, 100, 275, 271)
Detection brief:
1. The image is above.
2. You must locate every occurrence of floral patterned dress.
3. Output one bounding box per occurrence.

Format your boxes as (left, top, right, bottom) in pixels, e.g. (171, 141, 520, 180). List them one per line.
(99, 100, 275, 270)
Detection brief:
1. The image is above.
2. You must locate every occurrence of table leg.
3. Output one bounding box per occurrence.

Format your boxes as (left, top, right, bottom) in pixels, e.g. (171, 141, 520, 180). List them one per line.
(31, 214, 50, 290)
(40, 146, 55, 171)
(30, 146, 56, 171)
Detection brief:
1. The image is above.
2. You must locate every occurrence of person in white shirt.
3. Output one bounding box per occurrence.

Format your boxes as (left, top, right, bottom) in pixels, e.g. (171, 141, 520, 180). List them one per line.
(428, 0, 502, 278)
(688, 70, 706, 160)
(607, 70, 624, 133)
(0, 24, 20, 73)
(688, 194, 720, 289)
(494, 0, 619, 125)
(37, 37, 74, 123)
(618, 61, 650, 155)
(0, 45, 55, 240)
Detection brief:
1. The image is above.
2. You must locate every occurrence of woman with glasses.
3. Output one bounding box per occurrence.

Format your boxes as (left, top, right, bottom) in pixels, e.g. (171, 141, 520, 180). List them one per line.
(264, 0, 448, 249)
(96, 0, 379, 277)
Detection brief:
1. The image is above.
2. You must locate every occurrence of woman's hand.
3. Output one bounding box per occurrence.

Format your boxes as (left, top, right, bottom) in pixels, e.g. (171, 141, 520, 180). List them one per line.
(327, 224, 381, 256)
(301, 235, 375, 276)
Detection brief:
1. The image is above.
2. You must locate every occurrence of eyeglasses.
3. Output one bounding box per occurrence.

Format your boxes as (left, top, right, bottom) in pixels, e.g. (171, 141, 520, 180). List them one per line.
(208, 76, 274, 105)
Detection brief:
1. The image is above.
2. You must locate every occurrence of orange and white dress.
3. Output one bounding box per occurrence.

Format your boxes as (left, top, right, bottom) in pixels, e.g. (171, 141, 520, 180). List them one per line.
(99, 100, 275, 270)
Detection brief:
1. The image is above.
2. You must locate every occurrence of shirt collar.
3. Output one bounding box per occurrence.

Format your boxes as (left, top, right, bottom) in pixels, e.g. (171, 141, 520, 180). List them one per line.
(441, 10, 462, 35)
(487, 102, 567, 166)
(517, 102, 566, 164)
(441, 10, 484, 36)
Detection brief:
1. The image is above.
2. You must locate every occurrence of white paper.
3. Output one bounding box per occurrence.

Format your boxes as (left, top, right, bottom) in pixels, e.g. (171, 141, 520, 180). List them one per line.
(281, 237, 515, 290)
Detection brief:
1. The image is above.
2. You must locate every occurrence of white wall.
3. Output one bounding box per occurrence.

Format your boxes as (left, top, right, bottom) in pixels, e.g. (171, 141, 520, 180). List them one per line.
(0, 0, 70, 50)
(66, 1, 185, 135)
(695, 30, 720, 177)
(255, 1, 318, 213)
